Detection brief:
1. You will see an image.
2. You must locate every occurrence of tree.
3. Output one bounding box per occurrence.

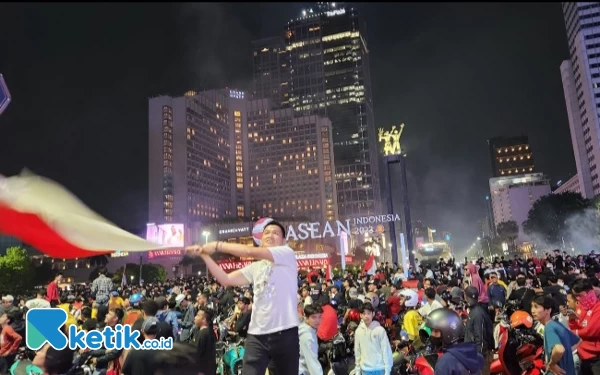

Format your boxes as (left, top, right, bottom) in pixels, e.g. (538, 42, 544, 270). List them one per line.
(0, 247, 35, 295)
(523, 192, 593, 247)
(179, 255, 196, 276)
(88, 254, 109, 268)
(112, 263, 167, 284)
(496, 220, 519, 251)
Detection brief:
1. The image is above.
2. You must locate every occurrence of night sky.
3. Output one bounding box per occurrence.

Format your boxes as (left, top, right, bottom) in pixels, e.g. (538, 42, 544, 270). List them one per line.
(0, 3, 573, 255)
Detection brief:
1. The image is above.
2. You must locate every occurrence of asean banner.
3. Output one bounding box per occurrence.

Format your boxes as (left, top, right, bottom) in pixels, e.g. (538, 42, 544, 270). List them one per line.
(218, 253, 332, 272)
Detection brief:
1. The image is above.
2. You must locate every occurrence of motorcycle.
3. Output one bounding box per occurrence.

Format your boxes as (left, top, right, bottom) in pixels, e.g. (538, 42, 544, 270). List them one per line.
(217, 337, 245, 375)
(10, 347, 42, 375)
(490, 305, 545, 375)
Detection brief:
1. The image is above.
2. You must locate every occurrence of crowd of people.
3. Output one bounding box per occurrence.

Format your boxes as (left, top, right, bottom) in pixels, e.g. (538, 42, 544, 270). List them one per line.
(0, 220, 599, 375)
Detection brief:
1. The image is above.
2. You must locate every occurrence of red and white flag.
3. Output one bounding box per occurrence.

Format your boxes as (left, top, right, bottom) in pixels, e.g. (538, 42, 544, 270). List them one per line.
(0, 170, 168, 259)
(363, 254, 377, 275)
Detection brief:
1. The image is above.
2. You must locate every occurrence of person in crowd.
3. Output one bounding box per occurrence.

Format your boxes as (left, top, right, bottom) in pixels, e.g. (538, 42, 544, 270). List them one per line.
(0, 312, 22, 374)
(354, 302, 393, 375)
(487, 272, 506, 321)
(425, 308, 484, 375)
(464, 286, 495, 375)
(569, 279, 600, 375)
(229, 297, 252, 338)
(178, 295, 196, 342)
(156, 297, 179, 340)
(88, 308, 124, 375)
(0, 296, 18, 318)
(45, 273, 62, 307)
(299, 304, 323, 375)
(387, 282, 402, 323)
(122, 317, 162, 375)
(26, 290, 51, 309)
(464, 263, 490, 310)
(193, 306, 216, 375)
(108, 291, 124, 310)
(418, 288, 443, 318)
(91, 267, 113, 307)
(532, 295, 581, 375)
(187, 220, 299, 375)
(317, 299, 338, 343)
(398, 289, 422, 341)
(31, 344, 74, 375)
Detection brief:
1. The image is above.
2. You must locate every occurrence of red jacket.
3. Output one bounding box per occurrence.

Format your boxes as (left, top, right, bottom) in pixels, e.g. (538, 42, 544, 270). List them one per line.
(0, 325, 22, 356)
(387, 294, 401, 317)
(569, 302, 600, 360)
(317, 304, 337, 341)
(46, 280, 59, 303)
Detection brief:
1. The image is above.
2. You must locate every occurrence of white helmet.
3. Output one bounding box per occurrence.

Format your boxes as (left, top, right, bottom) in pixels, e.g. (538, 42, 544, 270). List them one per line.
(399, 289, 419, 308)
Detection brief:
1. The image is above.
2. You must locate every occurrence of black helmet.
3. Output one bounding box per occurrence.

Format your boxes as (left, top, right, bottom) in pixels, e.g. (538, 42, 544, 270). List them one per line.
(425, 308, 464, 346)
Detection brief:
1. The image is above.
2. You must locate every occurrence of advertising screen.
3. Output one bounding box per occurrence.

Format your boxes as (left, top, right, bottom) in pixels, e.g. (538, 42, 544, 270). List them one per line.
(147, 223, 185, 247)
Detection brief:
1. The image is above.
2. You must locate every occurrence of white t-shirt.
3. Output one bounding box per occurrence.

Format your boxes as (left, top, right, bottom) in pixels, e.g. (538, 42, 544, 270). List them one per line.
(240, 245, 299, 335)
(26, 298, 51, 309)
(418, 300, 443, 318)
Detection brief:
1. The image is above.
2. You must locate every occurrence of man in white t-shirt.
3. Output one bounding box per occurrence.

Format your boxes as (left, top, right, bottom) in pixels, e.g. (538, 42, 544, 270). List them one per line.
(186, 219, 299, 375)
(25, 291, 51, 309)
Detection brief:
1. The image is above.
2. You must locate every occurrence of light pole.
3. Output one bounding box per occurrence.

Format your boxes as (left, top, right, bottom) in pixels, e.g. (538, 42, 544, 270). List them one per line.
(202, 231, 210, 277)
(130, 275, 134, 284)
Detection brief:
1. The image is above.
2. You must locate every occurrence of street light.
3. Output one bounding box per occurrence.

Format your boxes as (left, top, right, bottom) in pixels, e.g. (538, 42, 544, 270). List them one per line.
(130, 275, 134, 282)
(202, 231, 211, 276)
(202, 231, 210, 244)
(477, 237, 481, 241)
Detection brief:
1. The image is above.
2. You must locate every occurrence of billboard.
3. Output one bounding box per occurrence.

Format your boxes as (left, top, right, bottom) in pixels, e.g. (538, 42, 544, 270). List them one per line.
(146, 223, 185, 247)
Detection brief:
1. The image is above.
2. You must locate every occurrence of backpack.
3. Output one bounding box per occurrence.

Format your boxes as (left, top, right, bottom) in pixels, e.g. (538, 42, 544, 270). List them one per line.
(330, 332, 348, 361)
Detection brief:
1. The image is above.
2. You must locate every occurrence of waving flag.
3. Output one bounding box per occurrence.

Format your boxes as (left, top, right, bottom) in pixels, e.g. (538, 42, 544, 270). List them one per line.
(363, 254, 377, 275)
(0, 170, 168, 259)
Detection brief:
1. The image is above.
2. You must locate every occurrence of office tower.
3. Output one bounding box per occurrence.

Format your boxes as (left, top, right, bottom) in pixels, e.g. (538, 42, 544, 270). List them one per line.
(488, 136, 535, 177)
(489, 173, 551, 243)
(148, 90, 245, 224)
(559, 2, 600, 198)
(252, 37, 288, 107)
(252, 3, 381, 219)
(246, 98, 337, 222)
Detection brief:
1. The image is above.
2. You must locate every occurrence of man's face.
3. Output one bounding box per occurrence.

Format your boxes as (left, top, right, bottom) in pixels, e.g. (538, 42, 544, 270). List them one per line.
(237, 301, 248, 312)
(530, 302, 549, 322)
(261, 224, 285, 247)
(105, 311, 119, 327)
(361, 309, 374, 326)
(301, 289, 309, 297)
(199, 295, 207, 305)
(490, 275, 498, 284)
(306, 312, 322, 330)
(567, 293, 578, 310)
(423, 280, 432, 289)
(368, 284, 377, 293)
(56, 275, 63, 283)
(194, 311, 206, 327)
(463, 266, 471, 276)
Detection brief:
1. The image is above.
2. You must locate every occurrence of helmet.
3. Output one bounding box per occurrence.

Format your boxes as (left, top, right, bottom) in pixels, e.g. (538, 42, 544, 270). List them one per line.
(129, 293, 143, 306)
(365, 292, 379, 308)
(510, 310, 534, 329)
(419, 322, 432, 342)
(347, 308, 361, 323)
(399, 289, 419, 308)
(425, 308, 464, 346)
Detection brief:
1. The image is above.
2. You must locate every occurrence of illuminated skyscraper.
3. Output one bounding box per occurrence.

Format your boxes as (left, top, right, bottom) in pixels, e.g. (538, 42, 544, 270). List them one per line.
(560, 2, 600, 198)
(148, 89, 246, 224)
(253, 3, 381, 219)
(488, 136, 535, 177)
(246, 98, 337, 222)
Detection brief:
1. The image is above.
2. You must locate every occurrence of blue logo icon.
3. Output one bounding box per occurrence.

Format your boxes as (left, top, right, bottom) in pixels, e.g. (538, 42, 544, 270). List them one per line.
(26, 308, 69, 350)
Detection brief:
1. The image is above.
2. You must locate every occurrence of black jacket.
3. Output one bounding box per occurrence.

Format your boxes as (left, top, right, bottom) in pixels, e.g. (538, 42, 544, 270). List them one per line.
(464, 304, 494, 355)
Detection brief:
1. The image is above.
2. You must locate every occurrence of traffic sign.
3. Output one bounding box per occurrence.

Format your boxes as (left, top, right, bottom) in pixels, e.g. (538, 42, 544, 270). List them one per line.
(0, 74, 11, 115)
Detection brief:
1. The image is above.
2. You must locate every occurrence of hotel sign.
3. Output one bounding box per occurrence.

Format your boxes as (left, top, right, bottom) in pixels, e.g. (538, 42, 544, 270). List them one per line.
(218, 253, 335, 272)
(285, 214, 401, 241)
(148, 249, 183, 259)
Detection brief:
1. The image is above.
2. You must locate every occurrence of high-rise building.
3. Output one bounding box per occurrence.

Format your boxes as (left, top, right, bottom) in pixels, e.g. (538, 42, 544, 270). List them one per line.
(148, 90, 246, 224)
(245, 98, 337, 222)
(553, 174, 581, 195)
(149, 89, 336, 226)
(489, 173, 551, 243)
(253, 3, 381, 219)
(488, 136, 535, 177)
(252, 37, 288, 107)
(559, 2, 600, 198)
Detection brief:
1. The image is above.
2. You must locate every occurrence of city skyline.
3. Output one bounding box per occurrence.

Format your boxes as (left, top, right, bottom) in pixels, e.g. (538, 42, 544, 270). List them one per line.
(0, 3, 575, 254)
